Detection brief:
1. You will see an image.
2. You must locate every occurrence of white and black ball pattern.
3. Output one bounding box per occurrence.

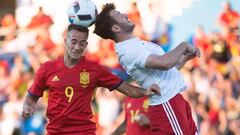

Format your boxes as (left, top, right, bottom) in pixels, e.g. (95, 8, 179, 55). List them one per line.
(67, 0, 98, 27)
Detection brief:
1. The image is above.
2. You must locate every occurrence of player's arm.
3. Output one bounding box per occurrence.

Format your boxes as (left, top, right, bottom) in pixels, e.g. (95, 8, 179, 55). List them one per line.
(136, 113, 151, 127)
(22, 64, 46, 119)
(145, 42, 200, 70)
(115, 82, 160, 98)
(112, 121, 126, 135)
(22, 93, 39, 119)
(175, 48, 201, 70)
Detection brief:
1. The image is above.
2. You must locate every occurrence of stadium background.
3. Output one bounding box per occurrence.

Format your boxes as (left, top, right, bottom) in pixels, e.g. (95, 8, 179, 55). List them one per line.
(0, 0, 239, 134)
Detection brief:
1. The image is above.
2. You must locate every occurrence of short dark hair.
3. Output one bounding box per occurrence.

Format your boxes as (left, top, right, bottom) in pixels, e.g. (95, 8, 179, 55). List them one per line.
(93, 3, 116, 40)
(67, 24, 89, 34)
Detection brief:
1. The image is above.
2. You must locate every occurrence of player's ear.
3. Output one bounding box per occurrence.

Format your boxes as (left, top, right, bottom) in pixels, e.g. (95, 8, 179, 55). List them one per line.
(64, 37, 67, 45)
(64, 34, 68, 45)
(111, 24, 121, 33)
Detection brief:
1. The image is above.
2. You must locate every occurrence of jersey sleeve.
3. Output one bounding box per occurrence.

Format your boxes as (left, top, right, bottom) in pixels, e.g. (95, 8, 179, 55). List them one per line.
(120, 44, 151, 69)
(97, 65, 123, 91)
(28, 64, 47, 97)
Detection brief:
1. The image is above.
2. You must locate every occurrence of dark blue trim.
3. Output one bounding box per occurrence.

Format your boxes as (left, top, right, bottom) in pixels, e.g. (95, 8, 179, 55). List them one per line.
(110, 80, 124, 91)
(28, 91, 41, 97)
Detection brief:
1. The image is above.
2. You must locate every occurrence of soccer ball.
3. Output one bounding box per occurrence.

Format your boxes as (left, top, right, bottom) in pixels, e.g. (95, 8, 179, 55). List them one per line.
(67, 0, 97, 27)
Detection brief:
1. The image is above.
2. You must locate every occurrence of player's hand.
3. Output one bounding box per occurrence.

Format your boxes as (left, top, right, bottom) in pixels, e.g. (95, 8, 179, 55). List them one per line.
(146, 84, 160, 96)
(185, 44, 196, 54)
(22, 105, 34, 119)
(136, 114, 151, 127)
(184, 47, 201, 60)
(185, 45, 200, 59)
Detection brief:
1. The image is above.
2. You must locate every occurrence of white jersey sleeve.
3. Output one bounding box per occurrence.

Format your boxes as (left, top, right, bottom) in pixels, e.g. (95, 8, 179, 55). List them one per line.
(120, 43, 152, 69)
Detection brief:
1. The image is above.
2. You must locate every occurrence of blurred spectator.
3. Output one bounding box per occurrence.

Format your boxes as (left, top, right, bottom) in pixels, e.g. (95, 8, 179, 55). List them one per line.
(0, 61, 10, 104)
(1, 91, 22, 135)
(218, 1, 240, 31)
(157, 23, 173, 52)
(1, 14, 17, 28)
(33, 29, 56, 54)
(127, 2, 149, 41)
(210, 32, 232, 63)
(192, 26, 212, 61)
(95, 87, 120, 135)
(86, 39, 118, 68)
(27, 7, 53, 29)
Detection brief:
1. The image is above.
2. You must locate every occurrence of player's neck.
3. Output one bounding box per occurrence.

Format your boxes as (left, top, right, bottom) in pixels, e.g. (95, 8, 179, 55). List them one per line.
(115, 33, 135, 43)
(63, 55, 81, 68)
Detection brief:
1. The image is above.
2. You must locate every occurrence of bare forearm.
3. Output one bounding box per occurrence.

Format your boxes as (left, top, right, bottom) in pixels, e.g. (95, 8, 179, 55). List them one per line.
(162, 43, 188, 67)
(175, 55, 187, 70)
(24, 93, 39, 106)
(146, 42, 188, 70)
(116, 82, 147, 98)
(22, 93, 39, 119)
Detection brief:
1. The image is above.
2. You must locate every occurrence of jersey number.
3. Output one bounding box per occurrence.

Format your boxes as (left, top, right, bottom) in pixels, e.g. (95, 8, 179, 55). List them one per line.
(130, 110, 140, 123)
(65, 86, 74, 102)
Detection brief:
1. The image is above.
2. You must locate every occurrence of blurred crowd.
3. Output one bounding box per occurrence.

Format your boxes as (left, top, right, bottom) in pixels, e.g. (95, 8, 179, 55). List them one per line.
(0, 1, 239, 135)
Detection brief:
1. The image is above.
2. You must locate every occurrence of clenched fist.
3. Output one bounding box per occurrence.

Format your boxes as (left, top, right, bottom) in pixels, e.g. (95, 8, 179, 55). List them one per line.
(185, 45, 201, 58)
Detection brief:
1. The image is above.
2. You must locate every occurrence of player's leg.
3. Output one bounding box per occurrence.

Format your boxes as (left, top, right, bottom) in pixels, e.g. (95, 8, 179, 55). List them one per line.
(148, 104, 176, 135)
(165, 94, 198, 135)
(148, 94, 198, 135)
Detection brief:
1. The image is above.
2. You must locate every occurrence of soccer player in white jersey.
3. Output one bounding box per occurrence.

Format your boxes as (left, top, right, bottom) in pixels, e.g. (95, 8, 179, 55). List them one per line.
(94, 3, 200, 135)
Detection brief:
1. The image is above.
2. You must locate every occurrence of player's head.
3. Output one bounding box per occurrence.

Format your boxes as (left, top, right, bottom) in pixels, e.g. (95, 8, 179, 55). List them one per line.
(94, 3, 134, 41)
(223, 1, 232, 11)
(65, 24, 89, 59)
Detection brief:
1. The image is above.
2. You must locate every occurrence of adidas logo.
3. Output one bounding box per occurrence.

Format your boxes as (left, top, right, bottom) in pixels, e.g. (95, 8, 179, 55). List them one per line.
(52, 75, 60, 81)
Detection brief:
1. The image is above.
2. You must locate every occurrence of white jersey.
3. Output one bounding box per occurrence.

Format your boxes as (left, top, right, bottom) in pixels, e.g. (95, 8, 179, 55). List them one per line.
(115, 38, 187, 105)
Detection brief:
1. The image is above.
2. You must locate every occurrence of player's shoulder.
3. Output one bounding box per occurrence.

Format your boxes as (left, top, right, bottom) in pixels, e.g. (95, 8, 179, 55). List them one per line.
(84, 57, 99, 65)
(44, 58, 60, 65)
(84, 57, 101, 68)
(41, 57, 61, 69)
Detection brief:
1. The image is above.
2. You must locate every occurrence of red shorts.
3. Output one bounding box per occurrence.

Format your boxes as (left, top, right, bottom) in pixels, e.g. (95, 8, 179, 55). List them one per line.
(148, 94, 198, 135)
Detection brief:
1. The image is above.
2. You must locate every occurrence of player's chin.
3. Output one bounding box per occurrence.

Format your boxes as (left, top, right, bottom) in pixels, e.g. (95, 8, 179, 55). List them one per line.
(129, 22, 135, 27)
(70, 54, 82, 59)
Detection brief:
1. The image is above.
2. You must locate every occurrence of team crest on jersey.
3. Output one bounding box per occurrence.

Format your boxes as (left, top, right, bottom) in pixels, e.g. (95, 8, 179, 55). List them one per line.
(80, 70, 89, 88)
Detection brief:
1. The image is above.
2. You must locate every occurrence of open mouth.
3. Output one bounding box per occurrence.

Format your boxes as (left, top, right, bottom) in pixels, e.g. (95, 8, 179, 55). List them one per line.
(72, 52, 80, 55)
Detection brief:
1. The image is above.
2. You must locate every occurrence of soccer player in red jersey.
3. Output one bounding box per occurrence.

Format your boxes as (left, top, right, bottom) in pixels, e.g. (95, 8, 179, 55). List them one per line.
(124, 96, 151, 135)
(112, 96, 151, 135)
(21, 24, 160, 135)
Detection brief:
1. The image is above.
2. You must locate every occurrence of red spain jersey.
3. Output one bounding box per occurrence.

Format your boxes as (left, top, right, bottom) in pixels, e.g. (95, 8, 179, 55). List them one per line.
(125, 97, 151, 135)
(29, 57, 123, 135)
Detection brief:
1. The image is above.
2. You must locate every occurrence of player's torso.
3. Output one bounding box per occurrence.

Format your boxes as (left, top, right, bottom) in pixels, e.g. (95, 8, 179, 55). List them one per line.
(115, 38, 186, 105)
(44, 57, 98, 120)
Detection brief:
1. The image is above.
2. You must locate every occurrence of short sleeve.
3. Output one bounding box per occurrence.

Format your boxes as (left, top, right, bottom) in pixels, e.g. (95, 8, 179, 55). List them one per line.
(28, 64, 47, 97)
(97, 65, 123, 91)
